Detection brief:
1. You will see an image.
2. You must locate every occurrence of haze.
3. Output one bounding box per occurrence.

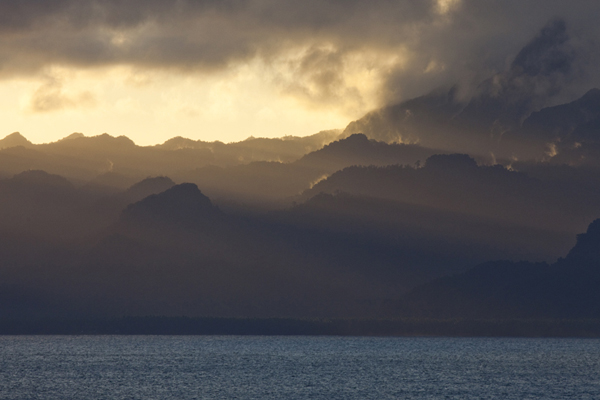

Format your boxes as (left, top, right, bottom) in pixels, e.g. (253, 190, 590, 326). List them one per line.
(1, 0, 600, 335)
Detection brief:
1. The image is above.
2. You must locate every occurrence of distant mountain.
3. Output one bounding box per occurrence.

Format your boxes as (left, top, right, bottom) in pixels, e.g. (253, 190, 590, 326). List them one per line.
(176, 161, 321, 205)
(121, 176, 175, 203)
(0, 182, 488, 319)
(51, 183, 410, 318)
(457, 19, 575, 130)
(302, 153, 600, 236)
(157, 130, 341, 163)
(84, 171, 141, 193)
(342, 87, 466, 151)
(273, 191, 570, 278)
(342, 20, 595, 162)
(57, 132, 85, 141)
(522, 88, 600, 142)
(565, 219, 600, 264)
(177, 134, 442, 204)
(46, 133, 136, 151)
(506, 88, 600, 165)
(0, 172, 597, 321)
(121, 183, 220, 228)
(0, 132, 221, 182)
(514, 74, 600, 156)
(8, 169, 74, 190)
(402, 219, 600, 319)
(295, 133, 441, 171)
(0, 132, 33, 150)
(0, 170, 115, 243)
(0, 130, 342, 186)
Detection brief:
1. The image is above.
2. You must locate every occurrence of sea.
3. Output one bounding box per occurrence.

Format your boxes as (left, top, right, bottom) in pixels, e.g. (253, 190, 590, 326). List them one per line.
(1, 336, 599, 399)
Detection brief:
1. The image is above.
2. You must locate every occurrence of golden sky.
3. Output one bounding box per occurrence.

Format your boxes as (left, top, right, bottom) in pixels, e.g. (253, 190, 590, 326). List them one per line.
(2, 52, 395, 145)
(0, 0, 597, 145)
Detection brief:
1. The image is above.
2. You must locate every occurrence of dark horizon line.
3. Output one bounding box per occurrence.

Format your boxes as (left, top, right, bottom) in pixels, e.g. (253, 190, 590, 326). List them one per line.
(2, 316, 600, 338)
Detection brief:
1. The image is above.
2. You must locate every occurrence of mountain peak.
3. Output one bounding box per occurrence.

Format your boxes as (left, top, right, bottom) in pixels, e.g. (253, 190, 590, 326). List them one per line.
(319, 133, 370, 150)
(511, 18, 572, 77)
(3, 132, 27, 140)
(565, 219, 600, 263)
(576, 88, 600, 108)
(343, 133, 370, 143)
(158, 136, 206, 150)
(0, 132, 33, 149)
(10, 170, 73, 189)
(123, 176, 176, 202)
(582, 88, 600, 98)
(60, 132, 85, 141)
(122, 183, 219, 227)
(95, 133, 136, 146)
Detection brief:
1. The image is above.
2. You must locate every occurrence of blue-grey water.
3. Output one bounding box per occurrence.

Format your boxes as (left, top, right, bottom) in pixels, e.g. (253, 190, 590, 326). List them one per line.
(1, 336, 599, 399)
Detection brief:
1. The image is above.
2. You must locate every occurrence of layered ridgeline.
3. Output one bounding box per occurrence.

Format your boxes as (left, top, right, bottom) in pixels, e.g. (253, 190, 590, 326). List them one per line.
(1, 20, 600, 330)
(0, 130, 442, 204)
(0, 144, 599, 323)
(1, 171, 599, 321)
(0, 130, 340, 185)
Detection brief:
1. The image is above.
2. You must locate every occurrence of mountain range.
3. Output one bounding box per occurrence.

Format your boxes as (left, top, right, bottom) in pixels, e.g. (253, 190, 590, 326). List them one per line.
(1, 20, 600, 331)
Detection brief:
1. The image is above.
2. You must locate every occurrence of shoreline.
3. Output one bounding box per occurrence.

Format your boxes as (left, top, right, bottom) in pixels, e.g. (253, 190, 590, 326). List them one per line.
(2, 317, 600, 337)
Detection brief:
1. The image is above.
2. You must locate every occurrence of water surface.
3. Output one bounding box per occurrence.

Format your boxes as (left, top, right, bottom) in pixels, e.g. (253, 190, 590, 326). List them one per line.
(1, 336, 599, 399)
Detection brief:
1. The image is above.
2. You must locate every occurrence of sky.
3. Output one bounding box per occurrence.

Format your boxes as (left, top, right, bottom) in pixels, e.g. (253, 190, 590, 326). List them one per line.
(1, 0, 599, 145)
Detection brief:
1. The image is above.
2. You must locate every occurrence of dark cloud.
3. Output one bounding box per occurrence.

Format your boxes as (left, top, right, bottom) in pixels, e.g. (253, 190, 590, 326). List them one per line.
(380, 1, 600, 105)
(0, 0, 432, 74)
(0, 0, 599, 108)
(459, 18, 584, 126)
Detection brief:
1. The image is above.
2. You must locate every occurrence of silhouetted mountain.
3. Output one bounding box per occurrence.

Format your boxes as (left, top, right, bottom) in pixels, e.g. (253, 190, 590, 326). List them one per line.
(42, 184, 408, 318)
(175, 161, 317, 205)
(459, 19, 575, 129)
(343, 20, 591, 162)
(342, 87, 465, 151)
(402, 219, 600, 319)
(508, 88, 600, 164)
(84, 171, 141, 194)
(302, 154, 600, 236)
(296, 133, 440, 171)
(57, 132, 85, 141)
(0, 130, 342, 188)
(121, 176, 175, 203)
(564, 219, 600, 264)
(122, 183, 220, 227)
(0, 132, 33, 149)
(3, 21, 600, 327)
(157, 130, 340, 164)
(0, 165, 598, 322)
(511, 161, 600, 191)
(9, 169, 74, 190)
(0, 132, 220, 183)
(51, 133, 136, 151)
(522, 88, 600, 142)
(0, 170, 116, 243)
(157, 136, 206, 150)
(0, 181, 478, 319)
(177, 134, 441, 205)
(278, 190, 570, 267)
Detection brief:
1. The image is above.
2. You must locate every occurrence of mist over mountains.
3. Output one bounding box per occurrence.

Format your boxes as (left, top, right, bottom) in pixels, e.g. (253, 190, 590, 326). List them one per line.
(344, 20, 600, 164)
(1, 20, 600, 330)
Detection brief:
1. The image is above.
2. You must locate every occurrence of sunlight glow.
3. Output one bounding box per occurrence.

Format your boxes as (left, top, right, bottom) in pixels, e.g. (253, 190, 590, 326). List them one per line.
(1, 46, 406, 145)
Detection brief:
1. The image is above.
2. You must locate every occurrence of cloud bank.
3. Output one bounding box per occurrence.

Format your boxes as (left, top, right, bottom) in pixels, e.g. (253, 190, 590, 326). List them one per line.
(1, 0, 600, 143)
